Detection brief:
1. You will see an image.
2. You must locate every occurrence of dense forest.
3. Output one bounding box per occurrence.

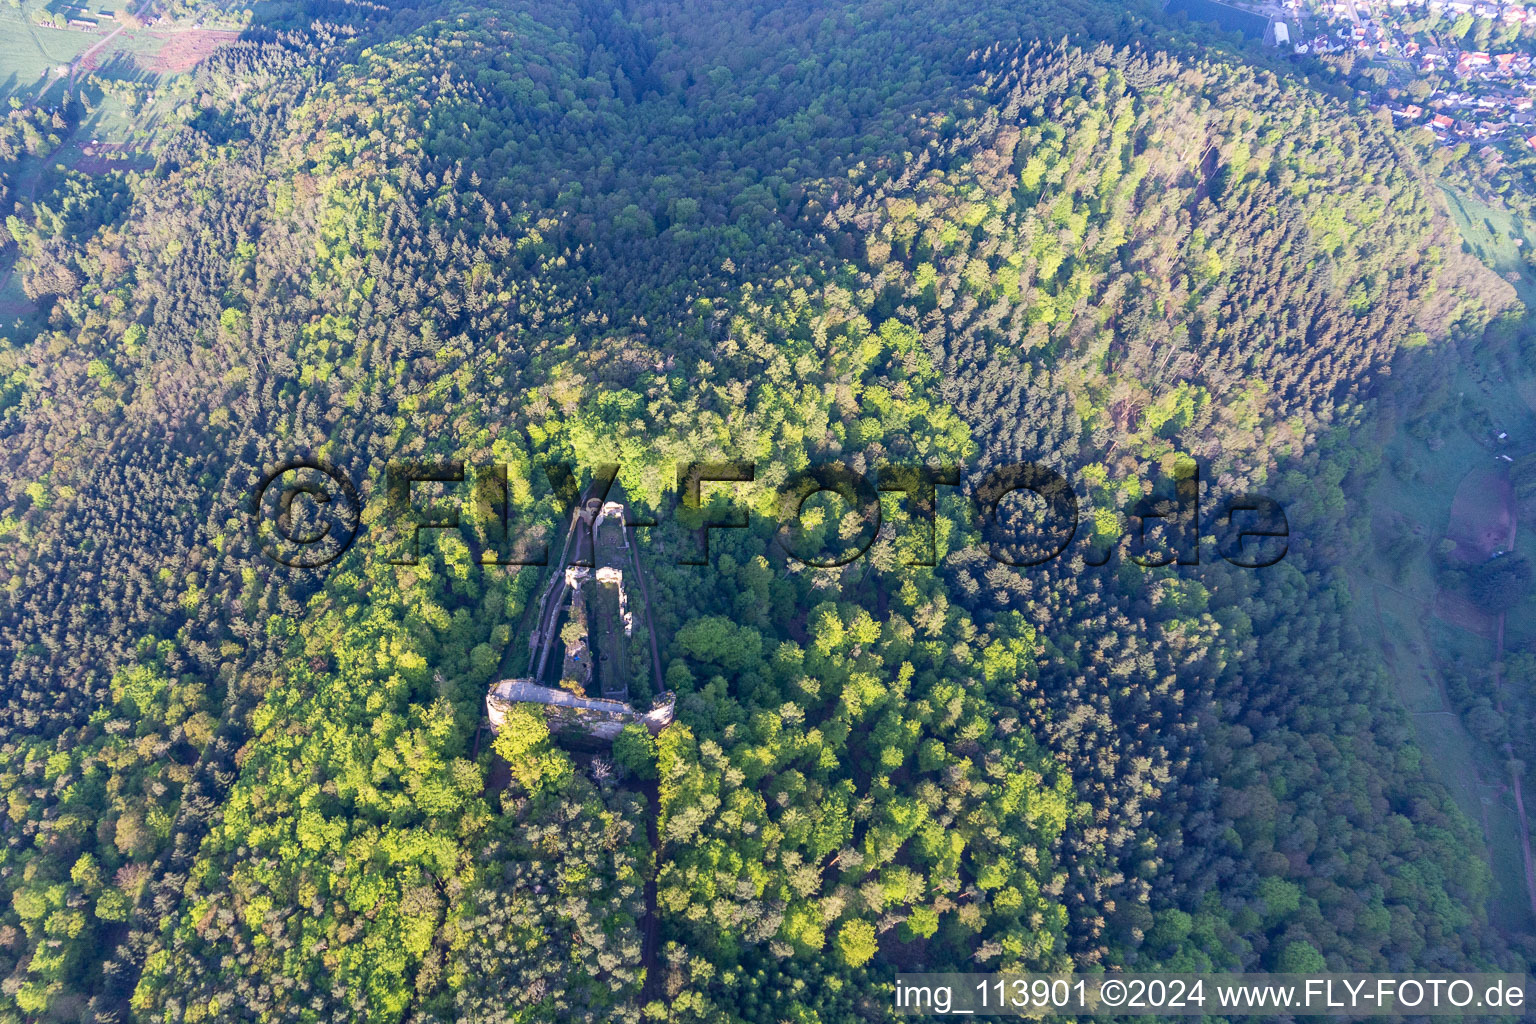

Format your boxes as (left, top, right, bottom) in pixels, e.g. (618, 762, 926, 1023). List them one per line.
(0, 0, 1529, 1021)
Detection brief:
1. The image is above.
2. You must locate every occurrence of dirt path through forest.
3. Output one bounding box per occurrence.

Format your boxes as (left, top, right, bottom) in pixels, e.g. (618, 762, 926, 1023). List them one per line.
(627, 522, 665, 696)
(1457, 471, 1536, 922)
(624, 519, 664, 1000)
(640, 774, 661, 1004)
(1441, 462, 1536, 923)
(1491, 613, 1536, 923)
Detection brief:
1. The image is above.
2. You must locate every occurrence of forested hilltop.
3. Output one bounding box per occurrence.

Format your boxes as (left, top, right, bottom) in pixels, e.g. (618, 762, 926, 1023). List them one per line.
(0, 0, 1529, 1021)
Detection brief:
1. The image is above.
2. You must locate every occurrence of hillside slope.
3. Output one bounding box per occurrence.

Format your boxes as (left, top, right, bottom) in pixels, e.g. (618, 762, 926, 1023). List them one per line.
(0, 2, 1524, 1022)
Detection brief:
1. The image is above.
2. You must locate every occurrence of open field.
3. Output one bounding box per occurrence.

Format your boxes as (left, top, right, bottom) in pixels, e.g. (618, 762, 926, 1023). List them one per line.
(1443, 467, 1515, 565)
(1434, 465, 1516, 637)
(0, 0, 245, 102)
(77, 25, 239, 76)
(1520, 376, 1536, 420)
(76, 24, 240, 75)
(1440, 186, 1536, 305)
(0, 10, 101, 99)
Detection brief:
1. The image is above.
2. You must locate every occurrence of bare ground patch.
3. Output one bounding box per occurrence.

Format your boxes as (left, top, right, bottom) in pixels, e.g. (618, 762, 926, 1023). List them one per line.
(142, 28, 240, 74)
(1443, 466, 1515, 564)
(72, 142, 150, 175)
(1433, 466, 1516, 634)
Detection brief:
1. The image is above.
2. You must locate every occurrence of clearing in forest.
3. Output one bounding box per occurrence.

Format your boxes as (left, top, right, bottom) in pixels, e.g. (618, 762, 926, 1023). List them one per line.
(1443, 467, 1515, 565)
(1434, 465, 1516, 637)
(142, 28, 239, 74)
(1517, 377, 1536, 420)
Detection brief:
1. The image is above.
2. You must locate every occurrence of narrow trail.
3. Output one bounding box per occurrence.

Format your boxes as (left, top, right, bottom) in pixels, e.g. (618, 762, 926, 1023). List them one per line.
(485, 498, 668, 996)
(70, 0, 168, 82)
(626, 519, 664, 1000)
(627, 522, 665, 696)
(1360, 560, 1536, 920)
(1412, 600, 1536, 925)
(1491, 613, 1536, 924)
(1482, 468, 1536, 923)
(640, 774, 661, 1005)
(72, 20, 130, 82)
(526, 508, 581, 683)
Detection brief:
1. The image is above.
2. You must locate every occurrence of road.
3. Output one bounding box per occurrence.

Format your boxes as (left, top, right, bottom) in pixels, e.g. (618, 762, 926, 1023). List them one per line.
(72, 19, 130, 82)
(72, 0, 166, 83)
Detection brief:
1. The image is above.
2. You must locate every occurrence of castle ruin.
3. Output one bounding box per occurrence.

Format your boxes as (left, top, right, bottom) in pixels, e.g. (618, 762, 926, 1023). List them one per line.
(487, 498, 673, 741)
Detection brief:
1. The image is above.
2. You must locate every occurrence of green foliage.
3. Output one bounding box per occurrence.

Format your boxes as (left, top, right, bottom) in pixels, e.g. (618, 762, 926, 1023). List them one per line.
(834, 920, 877, 968)
(0, 1, 1520, 1021)
(1276, 940, 1328, 973)
(493, 705, 573, 794)
(613, 724, 659, 782)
